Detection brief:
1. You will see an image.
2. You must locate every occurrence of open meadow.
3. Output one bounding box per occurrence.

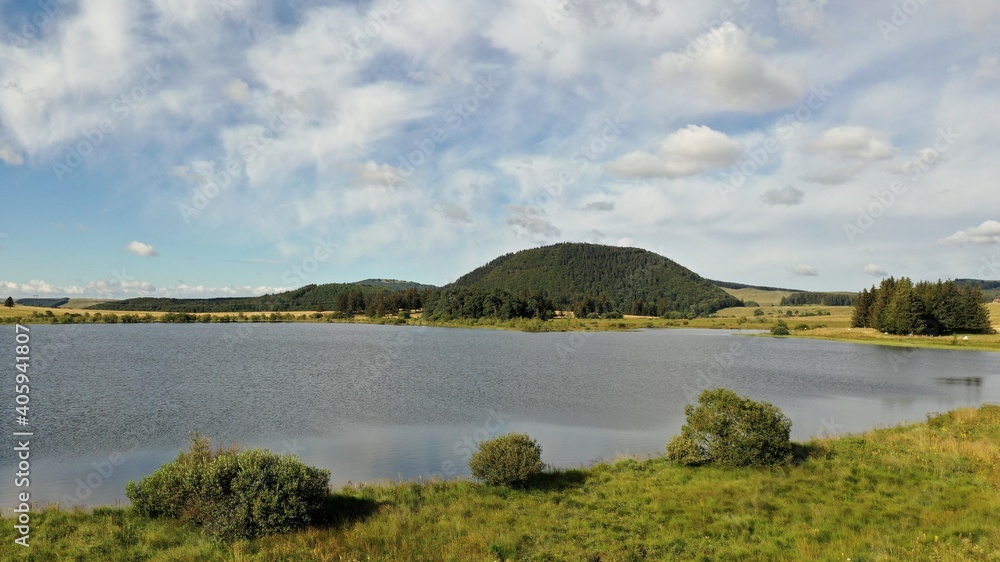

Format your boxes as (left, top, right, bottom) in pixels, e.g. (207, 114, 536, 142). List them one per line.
(2, 406, 1000, 560)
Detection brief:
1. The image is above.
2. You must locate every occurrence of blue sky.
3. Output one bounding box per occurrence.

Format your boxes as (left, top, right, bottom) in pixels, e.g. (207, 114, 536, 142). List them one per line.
(1, 0, 999, 298)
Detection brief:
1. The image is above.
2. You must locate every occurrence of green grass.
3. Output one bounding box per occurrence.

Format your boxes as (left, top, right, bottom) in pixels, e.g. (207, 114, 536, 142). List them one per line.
(4, 406, 1000, 560)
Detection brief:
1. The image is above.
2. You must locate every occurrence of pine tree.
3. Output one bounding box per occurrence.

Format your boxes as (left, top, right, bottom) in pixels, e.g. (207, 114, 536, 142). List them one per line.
(3, 296, 13, 308)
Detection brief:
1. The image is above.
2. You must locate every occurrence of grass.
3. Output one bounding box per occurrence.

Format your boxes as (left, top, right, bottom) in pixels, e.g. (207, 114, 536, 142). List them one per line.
(720, 287, 796, 307)
(4, 303, 999, 353)
(3, 406, 1000, 560)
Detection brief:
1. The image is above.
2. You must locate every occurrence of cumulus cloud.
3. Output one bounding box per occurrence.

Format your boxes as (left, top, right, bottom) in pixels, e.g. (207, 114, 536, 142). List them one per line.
(974, 54, 999, 82)
(124, 241, 159, 257)
(813, 126, 896, 161)
(607, 125, 742, 178)
(790, 265, 818, 276)
(0, 279, 287, 299)
(439, 204, 473, 223)
(507, 213, 561, 238)
(863, 264, 888, 277)
(760, 185, 804, 206)
(659, 23, 806, 111)
(777, 0, 827, 35)
(223, 79, 251, 104)
(939, 220, 1000, 245)
(582, 201, 615, 212)
(354, 161, 406, 187)
(0, 143, 24, 166)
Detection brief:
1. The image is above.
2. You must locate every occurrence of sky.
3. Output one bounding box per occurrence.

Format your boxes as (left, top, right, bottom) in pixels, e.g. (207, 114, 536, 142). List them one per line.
(0, 0, 999, 299)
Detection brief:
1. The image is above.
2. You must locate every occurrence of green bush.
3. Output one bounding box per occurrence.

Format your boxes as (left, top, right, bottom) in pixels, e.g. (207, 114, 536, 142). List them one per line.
(602, 311, 623, 319)
(126, 435, 331, 539)
(667, 389, 792, 467)
(469, 433, 544, 487)
(770, 320, 790, 335)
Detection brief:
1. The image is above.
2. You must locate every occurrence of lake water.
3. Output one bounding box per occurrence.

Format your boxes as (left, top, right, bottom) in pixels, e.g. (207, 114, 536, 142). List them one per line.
(2, 323, 999, 508)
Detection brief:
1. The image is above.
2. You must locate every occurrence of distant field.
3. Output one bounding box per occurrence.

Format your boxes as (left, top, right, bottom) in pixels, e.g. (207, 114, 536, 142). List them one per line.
(63, 298, 113, 309)
(720, 287, 795, 306)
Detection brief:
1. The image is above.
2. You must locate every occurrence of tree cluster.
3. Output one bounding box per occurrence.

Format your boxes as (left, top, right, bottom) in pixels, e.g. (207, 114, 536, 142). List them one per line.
(852, 277, 993, 335)
(779, 292, 855, 307)
(423, 288, 555, 321)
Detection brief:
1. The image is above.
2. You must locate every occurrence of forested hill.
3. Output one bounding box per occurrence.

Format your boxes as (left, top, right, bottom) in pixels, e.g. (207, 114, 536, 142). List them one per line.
(446, 243, 741, 316)
(90, 283, 426, 313)
(351, 279, 437, 291)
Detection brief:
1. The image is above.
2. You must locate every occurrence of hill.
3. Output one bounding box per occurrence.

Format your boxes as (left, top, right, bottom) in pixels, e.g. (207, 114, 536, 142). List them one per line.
(15, 297, 70, 307)
(90, 283, 422, 313)
(352, 279, 437, 291)
(954, 279, 1000, 301)
(447, 243, 741, 316)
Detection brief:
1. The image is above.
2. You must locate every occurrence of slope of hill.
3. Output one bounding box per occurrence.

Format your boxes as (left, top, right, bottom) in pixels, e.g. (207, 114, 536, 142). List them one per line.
(447, 243, 741, 316)
(90, 284, 403, 313)
(15, 297, 69, 308)
(352, 279, 437, 291)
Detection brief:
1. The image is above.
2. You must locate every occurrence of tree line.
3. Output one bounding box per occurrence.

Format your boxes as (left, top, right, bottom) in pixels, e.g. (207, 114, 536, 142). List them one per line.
(851, 277, 993, 335)
(779, 292, 856, 307)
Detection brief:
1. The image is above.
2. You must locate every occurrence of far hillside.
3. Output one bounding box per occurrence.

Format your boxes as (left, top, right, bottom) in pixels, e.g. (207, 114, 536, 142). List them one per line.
(446, 243, 741, 316)
(351, 279, 437, 291)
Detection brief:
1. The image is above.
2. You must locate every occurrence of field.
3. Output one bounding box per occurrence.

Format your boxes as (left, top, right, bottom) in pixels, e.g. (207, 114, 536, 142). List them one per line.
(3, 406, 1000, 560)
(719, 287, 796, 307)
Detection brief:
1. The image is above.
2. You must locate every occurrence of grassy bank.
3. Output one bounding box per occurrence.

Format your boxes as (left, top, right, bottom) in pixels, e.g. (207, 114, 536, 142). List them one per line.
(4, 303, 999, 354)
(3, 406, 1000, 560)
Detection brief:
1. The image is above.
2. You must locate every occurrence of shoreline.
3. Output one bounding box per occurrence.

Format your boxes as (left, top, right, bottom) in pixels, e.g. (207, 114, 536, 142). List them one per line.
(4, 304, 999, 352)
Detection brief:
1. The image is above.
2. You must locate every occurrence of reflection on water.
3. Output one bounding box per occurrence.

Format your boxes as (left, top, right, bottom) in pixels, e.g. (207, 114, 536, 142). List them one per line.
(1, 323, 999, 507)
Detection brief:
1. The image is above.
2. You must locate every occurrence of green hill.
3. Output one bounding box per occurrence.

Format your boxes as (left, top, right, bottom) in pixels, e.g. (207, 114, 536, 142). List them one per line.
(90, 283, 425, 314)
(446, 243, 741, 316)
(352, 279, 438, 291)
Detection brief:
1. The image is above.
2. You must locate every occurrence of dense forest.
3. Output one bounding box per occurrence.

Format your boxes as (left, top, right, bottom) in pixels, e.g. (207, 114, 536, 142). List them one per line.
(779, 292, 856, 307)
(851, 277, 993, 335)
(449, 243, 741, 316)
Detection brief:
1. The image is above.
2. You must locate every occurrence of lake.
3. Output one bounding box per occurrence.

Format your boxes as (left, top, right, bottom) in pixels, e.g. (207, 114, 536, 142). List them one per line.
(2, 323, 999, 508)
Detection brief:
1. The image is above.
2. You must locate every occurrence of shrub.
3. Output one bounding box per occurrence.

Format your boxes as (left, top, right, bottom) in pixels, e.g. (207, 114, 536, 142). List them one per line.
(753, 309, 765, 317)
(794, 323, 810, 331)
(602, 311, 623, 319)
(469, 433, 543, 487)
(126, 435, 331, 539)
(770, 320, 790, 336)
(667, 389, 792, 467)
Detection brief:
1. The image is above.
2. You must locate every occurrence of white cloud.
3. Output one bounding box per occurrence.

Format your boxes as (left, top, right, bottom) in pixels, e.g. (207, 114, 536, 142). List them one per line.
(761, 185, 804, 206)
(223, 79, 251, 104)
(0, 142, 24, 166)
(863, 264, 888, 277)
(790, 265, 818, 276)
(658, 23, 806, 111)
(617, 237, 636, 247)
(124, 241, 159, 257)
(607, 125, 742, 178)
(939, 220, 1000, 245)
(777, 0, 827, 36)
(0, 279, 288, 299)
(974, 54, 999, 82)
(813, 126, 896, 161)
